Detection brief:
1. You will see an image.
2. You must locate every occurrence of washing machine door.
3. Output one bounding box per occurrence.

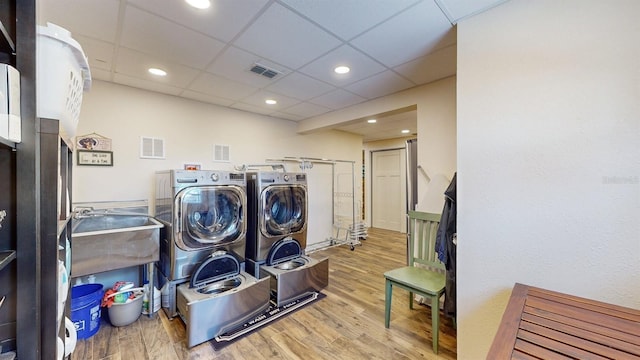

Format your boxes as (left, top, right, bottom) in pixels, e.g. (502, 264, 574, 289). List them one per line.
(260, 184, 307, 237)
(175, 185, 246, 250)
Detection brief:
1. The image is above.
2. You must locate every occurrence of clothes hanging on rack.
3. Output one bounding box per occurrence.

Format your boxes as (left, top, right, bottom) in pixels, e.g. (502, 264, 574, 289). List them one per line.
(436, 173, 456, 319)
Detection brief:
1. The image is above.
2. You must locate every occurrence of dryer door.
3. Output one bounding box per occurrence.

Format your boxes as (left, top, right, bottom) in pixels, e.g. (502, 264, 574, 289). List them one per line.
(175, 185, 246, 250)
(260, 184, 307, 237)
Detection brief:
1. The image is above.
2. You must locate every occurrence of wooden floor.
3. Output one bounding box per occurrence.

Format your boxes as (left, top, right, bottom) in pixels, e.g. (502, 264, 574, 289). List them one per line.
(71, 228, 457, 359)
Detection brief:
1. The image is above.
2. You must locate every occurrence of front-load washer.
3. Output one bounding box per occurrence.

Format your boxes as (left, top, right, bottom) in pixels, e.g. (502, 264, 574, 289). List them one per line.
(155, 169, 248, 317)
(176, 251, 270, 348)
(246, 171, 328, 306)
(245, 171, 308, 277)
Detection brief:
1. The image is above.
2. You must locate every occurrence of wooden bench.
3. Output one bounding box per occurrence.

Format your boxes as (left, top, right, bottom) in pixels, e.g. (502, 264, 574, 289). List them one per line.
(487, 283, 640, 359)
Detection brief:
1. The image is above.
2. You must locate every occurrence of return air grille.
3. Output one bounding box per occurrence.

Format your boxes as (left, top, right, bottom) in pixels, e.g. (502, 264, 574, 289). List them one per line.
(213, 144, 230, 162)
(249, 63, 280, 79)
(140, 137, 165, 159)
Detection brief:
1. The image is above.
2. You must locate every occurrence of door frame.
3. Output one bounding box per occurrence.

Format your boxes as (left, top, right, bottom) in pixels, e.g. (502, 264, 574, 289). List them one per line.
(369, 147, 407, 232)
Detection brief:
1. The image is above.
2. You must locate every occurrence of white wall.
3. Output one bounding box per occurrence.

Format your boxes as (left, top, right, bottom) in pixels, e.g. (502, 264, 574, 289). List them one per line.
(415, 78, 457, 213)
(457, 0, 640, 358)
(301, 77, 457, 224)
(73, 81, 362, 247)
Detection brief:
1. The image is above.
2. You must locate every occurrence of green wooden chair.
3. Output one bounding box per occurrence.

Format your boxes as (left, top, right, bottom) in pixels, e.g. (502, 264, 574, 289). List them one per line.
(383, 210, 445, 354)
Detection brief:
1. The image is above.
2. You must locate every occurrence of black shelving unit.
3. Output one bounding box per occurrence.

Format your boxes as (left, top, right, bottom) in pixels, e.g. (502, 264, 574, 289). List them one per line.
(0, 1, 19, 355)
(0, 140, 17, 354)
(15, 0, 40, 356)
(39, 118, 73, 358)
(0, 251, 16, 272)
(0, 20, 15, 56)
(2, 1, 62, 359)
(0, 3, 16, 65)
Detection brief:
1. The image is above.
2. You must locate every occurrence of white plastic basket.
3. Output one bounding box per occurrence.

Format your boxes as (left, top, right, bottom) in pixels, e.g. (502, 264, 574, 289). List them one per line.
(36, 23, 91, 142)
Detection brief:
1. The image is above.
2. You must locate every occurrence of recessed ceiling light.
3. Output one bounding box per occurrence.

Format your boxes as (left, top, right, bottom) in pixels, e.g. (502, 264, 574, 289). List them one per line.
(148, 68, 167, 77)
(334, 66, 350, 74)
(367, 119, 377, 123)
(265, 99, 277, 105)
(401, 129, 410, 134)
(185, 0, 211, 9)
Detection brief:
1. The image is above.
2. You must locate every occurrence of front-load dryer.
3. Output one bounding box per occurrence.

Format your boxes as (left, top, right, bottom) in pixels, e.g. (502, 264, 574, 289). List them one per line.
(176, 251, 270, 348)
(155, 169, 248, 317)
(246, 171, 328, 306)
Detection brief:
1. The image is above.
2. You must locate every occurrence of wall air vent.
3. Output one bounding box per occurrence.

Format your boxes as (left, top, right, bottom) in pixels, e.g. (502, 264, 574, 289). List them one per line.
(213, 144, 230, 162)
(140, 137, 165, 159)
(249, 63, 280, 79)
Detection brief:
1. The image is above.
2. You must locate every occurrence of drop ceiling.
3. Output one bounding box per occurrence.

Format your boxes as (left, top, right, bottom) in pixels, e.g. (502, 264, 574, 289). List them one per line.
(38, 0, 507, 141)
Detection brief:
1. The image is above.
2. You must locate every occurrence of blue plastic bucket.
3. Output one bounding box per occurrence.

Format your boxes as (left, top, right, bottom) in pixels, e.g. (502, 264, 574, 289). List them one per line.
(71, 283, 103, 339)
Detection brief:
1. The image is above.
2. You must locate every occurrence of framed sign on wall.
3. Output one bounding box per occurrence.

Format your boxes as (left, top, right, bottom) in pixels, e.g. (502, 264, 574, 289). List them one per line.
(77, 150, 113, 166)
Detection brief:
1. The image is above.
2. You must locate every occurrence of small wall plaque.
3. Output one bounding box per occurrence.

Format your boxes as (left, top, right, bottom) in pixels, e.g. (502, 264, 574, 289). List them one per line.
(77, 150, 113, 166)
(76, 132, 112, 151)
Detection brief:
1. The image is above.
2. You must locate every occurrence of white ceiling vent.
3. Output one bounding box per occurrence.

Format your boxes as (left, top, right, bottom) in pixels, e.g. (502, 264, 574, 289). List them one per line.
(213, 144, 230, 162)
(249, 63, 280, 79)
(140, 137, 165, 159)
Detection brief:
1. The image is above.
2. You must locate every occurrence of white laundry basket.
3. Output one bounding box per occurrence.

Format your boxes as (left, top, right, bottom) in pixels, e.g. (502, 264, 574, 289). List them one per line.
(36, 22, 91, 142)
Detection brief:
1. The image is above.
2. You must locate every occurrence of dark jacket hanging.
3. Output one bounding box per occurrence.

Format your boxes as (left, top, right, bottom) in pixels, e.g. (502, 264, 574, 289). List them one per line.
(436, 173, 456, 319)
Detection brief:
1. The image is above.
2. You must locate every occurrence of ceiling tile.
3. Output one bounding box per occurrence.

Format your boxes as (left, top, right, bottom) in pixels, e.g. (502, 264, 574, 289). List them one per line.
(233, 2, 342, 69)
(128, 0, 270, 42)
(75, 36, 114, 71)
(299, 45, 386, 87)
(239, 90, 301, 110)
(38, 0, 506, 141)
(282, 102, 332, 118)
(266, 72, 335, 101)
(180, 91, 235, 107)
(310, 89, 366, 110)
(89, 68, 112, 82)
(393, 44, 456, 84)
(351, 0, 455, 67)
(113, 73, 182, 96)
(38, 0, 120, 42)
(345, 70, 414, 99)
(231, 102, 276, 116)
(280, 0, 421, 40)
(120, 6, 226, 69)
(270, 112, 305, 122)
(188, 72, 258, 100)
(114, 48, 201, 88)
(207, 46, 289, 88)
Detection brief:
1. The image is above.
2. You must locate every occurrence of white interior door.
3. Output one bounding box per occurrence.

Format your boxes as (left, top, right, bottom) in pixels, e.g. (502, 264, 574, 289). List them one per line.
(371, 149, 406, 232)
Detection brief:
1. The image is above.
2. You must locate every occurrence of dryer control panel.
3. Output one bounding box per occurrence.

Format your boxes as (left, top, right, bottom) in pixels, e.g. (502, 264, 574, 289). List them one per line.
(255, 171, 306, 185)
(171, 170, 246, 188)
